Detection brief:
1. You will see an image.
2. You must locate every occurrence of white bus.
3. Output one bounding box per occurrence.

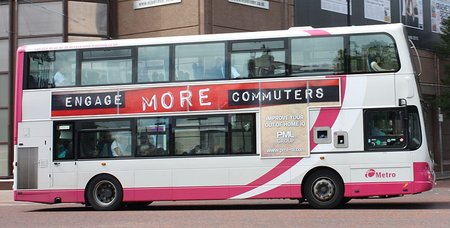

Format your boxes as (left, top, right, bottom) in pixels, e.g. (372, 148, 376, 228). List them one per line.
(13, 23, 434, 210)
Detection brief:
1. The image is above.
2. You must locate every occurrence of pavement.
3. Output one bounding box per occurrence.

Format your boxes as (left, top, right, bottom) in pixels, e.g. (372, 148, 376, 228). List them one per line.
(1, 179, 449, 204)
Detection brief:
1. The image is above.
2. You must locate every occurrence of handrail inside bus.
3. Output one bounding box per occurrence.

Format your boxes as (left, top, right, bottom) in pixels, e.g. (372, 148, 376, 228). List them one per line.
(409, 39, 422, 77)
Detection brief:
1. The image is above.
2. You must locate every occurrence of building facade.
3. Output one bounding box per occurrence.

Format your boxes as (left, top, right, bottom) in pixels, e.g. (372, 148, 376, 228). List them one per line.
(1, 0, 448, 187)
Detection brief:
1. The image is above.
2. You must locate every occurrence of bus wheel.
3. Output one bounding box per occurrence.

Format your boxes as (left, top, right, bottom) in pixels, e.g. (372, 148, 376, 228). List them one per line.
(304, 170, 344, 209)
(87, 175, 123, 211)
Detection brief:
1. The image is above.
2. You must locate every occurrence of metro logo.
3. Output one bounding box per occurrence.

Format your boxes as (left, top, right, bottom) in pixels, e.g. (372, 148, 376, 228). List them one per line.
(365, 169, 376, 178)
(365, 169, 397, 179)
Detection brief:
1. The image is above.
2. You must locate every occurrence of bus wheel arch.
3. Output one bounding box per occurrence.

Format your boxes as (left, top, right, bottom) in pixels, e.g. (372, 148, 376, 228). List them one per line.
(85, 173, 123, 211)
(301, 167, 345, 209)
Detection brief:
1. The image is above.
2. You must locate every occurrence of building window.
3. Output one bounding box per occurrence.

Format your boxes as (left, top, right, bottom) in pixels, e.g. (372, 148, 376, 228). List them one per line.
(0, 109, 8, 142)
(0, 75, 8, 107)
(0, 145, 8, 176)
(0, 4, 9, 38)
(18, 1, 63, 36)
(0, 39, 8, 72)
(68, 1, 108, 36)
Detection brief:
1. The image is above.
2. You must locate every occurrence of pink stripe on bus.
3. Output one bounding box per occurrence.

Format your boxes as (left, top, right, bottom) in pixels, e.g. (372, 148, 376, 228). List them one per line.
(310, 75, 347, 150)
(14, 189, 84, 204)
(304, 29, 330, 36)
(14, 163, 432, 204)
(14, 48, 25, 145)
(246, 158, 302, 186)
(249, 184, 301, 199)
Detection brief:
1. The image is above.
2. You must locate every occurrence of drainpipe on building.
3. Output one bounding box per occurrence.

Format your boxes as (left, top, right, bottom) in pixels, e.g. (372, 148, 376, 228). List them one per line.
(436, 52, 444, 175)
(8, 0, 18, 179)
(346, 0, 351, 26)
(438, 107, 444, 175)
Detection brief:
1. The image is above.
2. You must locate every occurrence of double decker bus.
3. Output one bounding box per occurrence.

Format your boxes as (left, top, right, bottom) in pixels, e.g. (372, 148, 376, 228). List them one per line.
(13, 23, 434, 210)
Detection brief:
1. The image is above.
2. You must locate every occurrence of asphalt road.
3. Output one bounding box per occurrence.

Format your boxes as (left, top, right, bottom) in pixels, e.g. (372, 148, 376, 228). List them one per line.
(1, 180, 449, 228)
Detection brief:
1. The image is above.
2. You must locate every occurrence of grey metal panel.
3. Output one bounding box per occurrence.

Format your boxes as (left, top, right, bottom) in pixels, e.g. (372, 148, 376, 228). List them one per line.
(17, 147, 38, 189)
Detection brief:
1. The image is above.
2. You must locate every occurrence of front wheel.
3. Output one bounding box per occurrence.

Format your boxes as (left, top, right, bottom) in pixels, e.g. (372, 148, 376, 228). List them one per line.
(87, 175, 123, 211)
(303, 170, 344, 209)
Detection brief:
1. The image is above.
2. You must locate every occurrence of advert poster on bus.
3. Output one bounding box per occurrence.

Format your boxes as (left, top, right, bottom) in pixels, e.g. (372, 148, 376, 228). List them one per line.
(51, 78, 341, 158)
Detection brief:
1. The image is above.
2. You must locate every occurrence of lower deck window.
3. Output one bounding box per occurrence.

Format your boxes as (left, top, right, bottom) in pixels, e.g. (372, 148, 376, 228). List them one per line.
(53, 113, 256, 160)
(364, 106, 421, 150)
(174, 116, 226, 155)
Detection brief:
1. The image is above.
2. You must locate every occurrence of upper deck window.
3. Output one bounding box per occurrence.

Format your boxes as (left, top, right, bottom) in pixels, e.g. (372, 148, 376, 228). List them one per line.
(81, 48, 132, 86)
(26, 51, 76, 89)
(138, 46, 170, 83)
(175, 42, 225, 81)
(230, 40, 286, 79)
(349, 34, 400, 73)
(290, 36, 344, 75)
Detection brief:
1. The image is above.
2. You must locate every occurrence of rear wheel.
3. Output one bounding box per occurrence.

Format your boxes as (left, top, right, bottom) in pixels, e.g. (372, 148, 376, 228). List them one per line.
(87, 175, 123, 211)
(304, 170, 344, 209)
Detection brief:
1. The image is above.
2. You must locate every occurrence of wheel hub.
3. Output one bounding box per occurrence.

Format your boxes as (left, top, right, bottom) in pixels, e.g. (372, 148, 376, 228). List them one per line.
(313, 179, 335, 201)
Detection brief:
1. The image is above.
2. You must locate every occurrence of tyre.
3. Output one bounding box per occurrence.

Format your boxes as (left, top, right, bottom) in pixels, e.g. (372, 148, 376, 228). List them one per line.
(303, 170, 344, 209)
(87, 175, 123, 211)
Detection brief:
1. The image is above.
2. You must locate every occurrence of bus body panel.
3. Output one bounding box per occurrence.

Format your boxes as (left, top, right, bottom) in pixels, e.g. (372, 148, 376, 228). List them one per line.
(16, 121, 52, 190)
(22, 91, 51, 120)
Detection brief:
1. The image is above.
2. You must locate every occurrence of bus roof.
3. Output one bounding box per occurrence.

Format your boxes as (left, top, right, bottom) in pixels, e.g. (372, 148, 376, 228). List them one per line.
(19, 23, 405, 52)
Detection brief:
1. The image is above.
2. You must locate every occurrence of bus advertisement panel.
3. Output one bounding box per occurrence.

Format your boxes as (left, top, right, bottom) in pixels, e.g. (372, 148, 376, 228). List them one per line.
(52, 78, 341, 158)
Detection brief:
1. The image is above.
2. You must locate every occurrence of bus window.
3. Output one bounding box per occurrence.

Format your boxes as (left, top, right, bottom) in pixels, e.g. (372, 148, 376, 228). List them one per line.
(81, 49, 132, 86)
(78, 132, 99, 159)
(230, 114, 255, 154)
(349, 34, 400, 73)
(137, 117, 170, 157)
(78, 120, 132, 158)
(364, 108, 406, 150)
(27, 51, 76, 89)
(53, 123, 74, 160)
(231, 40, 286, 78)
(138, 46, 170, 83)
(175, 42, 225, 81)
(408, 107, 422, 149)
(174, 116, 226, 155)
(290, 36, 344, 76)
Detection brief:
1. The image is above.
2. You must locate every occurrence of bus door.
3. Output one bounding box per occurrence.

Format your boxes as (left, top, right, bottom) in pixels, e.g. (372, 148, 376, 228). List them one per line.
(51, 123, 77, 189)
(17, 122, 53, 189)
